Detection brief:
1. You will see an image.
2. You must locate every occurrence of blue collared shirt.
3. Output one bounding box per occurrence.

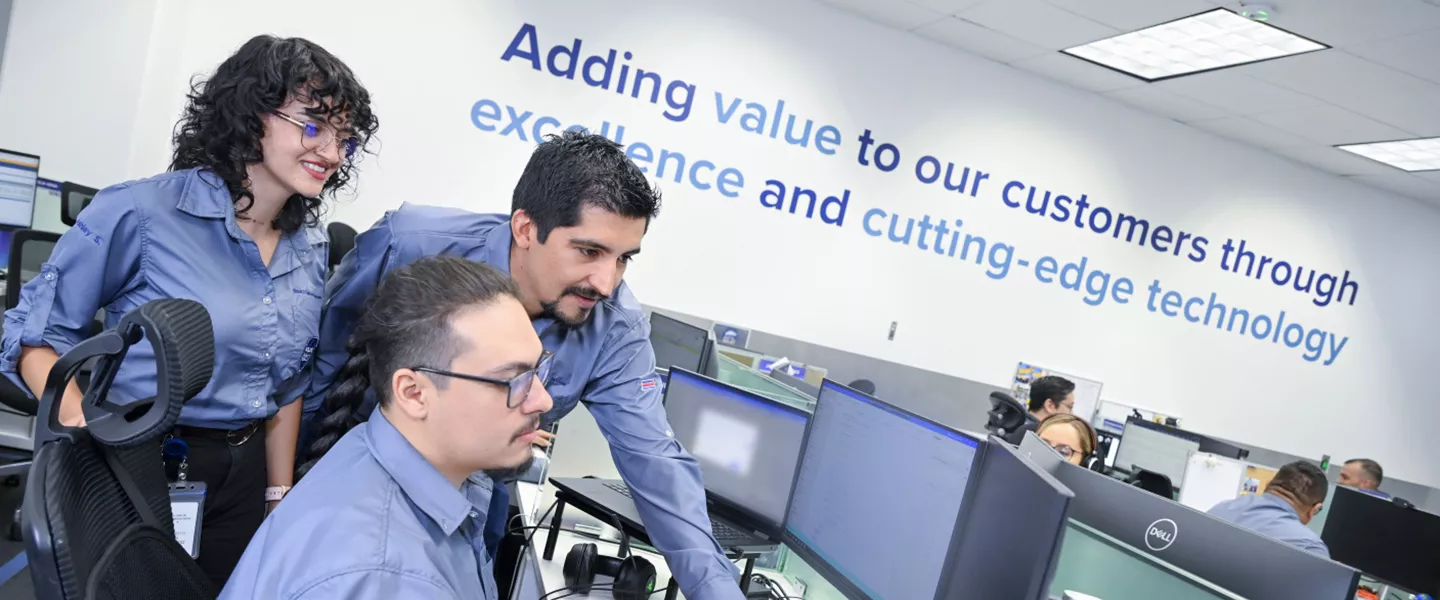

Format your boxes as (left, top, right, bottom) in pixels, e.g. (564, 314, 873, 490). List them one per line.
(1207, 492, 1330, 558)
(307, 204, 741, 600)
(221, 409, 497, 599)
(0, 168, 326, 428)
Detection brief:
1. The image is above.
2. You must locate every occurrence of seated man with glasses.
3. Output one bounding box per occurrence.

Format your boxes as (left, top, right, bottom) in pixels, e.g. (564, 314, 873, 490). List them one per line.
(221, 256, 553, 600)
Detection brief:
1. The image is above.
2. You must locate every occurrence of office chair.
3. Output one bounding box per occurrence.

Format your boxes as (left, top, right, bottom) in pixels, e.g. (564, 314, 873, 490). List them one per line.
(327, 222, 357, 275)
(23, 298, 217, 600)
(846, 379, 876, 396)
(1126, 468, 1176, 500)
(985, 392, 1029, 437)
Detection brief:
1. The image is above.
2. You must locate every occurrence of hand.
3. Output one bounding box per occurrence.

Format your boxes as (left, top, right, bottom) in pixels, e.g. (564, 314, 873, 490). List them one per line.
(533, 429, 556, 448)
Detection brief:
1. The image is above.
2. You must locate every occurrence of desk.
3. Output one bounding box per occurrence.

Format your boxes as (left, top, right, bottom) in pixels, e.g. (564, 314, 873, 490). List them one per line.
(510, 482, 812, 600)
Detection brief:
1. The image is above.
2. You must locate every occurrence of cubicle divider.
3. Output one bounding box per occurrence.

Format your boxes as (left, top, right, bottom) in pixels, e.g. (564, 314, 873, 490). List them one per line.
(1018, 434, 1360, 600)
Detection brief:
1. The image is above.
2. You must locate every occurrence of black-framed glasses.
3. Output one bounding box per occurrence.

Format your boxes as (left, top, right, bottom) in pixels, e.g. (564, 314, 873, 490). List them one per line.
(412, 350, 554, 409)
(1046, 441, 1077, 460)
(270, 111, 359, 159)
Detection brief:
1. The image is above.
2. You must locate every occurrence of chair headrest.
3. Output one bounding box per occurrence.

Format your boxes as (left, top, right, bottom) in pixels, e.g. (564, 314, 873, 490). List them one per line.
(986, 392, 1029, 434)
(327, 222, 358, 268)
(37, 299, 214, 449)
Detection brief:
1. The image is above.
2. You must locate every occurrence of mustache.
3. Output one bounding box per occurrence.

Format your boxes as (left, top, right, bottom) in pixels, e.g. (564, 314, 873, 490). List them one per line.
(512, 417, 541, 442)
(564, 286, 607, 302)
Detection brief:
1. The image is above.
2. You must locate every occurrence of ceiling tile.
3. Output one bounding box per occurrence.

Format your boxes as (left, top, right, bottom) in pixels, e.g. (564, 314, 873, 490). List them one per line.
(1244, 50, 1440, 135)
(1189, 116, 1316, 149)
(1347, 173, 1440, 203)
(957, 0, 1120, 49)
(1157, 70, 1325, 114)
(1042, 0, 1217, 31)
(913, 17, 1051, 63)
(906, 0, 986, 15)
(1105, 86, 1232, 121)
(1010, 52, 1145, 92)
(815, 0, 948, 30)
(1266, 144, 1402, 176)
(1259, 0, 1440, 48)
(1254, 104, 1416, 145)
(1347, 29, 1440, 85)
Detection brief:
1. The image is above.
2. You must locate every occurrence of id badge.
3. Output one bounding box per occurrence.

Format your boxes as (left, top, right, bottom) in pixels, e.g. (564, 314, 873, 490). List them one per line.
(168, 481, 206, 558)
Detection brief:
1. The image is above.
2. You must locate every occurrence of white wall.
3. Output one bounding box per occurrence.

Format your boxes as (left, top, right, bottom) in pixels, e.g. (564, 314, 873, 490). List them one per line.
(3, 0, 1438, 486)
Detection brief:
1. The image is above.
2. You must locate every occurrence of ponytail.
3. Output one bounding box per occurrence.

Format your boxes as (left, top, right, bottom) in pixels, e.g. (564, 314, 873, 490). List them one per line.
(296, 340, 371, 480)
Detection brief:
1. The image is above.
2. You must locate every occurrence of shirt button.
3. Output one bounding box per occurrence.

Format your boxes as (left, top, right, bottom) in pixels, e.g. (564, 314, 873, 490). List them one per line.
(470, 511, 480, 519)
(263, 351, 271, 360)
(44, 272, 55, 281)
(252, 400, 262, 408)
(262, 296, 273, 305)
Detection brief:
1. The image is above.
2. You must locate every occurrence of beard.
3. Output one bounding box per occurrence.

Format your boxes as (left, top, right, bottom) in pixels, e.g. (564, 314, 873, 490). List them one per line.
(484, 453, 536, 482)
(539, 285, 607, 327)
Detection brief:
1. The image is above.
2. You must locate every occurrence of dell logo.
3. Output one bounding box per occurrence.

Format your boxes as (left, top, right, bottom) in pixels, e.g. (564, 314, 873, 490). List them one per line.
(1145, 518, 1178, 551)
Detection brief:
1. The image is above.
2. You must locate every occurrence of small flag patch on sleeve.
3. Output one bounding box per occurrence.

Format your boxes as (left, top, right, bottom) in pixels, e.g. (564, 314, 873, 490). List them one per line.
(640, 378, 657, 390)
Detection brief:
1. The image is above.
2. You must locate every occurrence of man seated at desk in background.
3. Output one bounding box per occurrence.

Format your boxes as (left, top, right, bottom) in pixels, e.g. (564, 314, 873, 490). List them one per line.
(303, 131, 743, 600)
(1002, 375, 1075, 445)
(223, 257, 553, 599)
(1338, 458, 1389, 499)
(1207, 461, 1330, 558)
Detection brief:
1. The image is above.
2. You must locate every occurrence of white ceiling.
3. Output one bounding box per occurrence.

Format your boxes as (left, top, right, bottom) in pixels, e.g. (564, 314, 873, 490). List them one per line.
(813, 0, 1440, 207)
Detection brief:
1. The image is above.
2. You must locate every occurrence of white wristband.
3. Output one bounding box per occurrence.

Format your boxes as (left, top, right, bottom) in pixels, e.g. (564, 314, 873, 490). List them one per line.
(265, 485, 291, 502)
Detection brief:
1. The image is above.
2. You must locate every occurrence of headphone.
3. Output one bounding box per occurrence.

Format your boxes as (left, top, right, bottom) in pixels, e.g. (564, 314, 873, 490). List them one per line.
(1072, 418, 1105, 472)
(563, 542, 657, 600)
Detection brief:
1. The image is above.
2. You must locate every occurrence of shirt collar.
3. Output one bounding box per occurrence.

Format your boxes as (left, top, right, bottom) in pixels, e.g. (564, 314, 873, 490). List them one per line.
(478, 218, 514, 275)
(175, 168, 232, 218)
(1257, 492, 1303, 519)
(365, 409, 473, 536)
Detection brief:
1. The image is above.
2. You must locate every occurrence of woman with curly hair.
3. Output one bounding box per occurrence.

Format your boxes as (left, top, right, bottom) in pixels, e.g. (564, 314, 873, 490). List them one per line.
(0, 34, 377, 587)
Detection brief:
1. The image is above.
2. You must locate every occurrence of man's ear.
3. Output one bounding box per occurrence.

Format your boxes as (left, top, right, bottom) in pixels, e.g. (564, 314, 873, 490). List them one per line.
(511, 209, 536, 250)
(390, 368, 431, 420)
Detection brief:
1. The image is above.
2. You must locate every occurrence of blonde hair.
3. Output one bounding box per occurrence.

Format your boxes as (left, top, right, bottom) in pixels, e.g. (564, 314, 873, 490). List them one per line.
(1037, 413, 1096, 460)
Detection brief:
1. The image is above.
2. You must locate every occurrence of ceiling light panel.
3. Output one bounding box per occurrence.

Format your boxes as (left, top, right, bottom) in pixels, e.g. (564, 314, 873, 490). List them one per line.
(1337, 138, 1440, 172)
(1062, 8, 1327, 81)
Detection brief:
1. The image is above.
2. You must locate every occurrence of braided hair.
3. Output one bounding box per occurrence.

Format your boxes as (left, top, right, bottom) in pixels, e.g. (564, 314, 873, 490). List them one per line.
(296, 255, 519, 479)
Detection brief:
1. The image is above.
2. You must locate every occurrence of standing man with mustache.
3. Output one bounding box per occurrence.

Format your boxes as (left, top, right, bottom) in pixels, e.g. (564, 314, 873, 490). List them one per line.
(302, 131, 744, 600)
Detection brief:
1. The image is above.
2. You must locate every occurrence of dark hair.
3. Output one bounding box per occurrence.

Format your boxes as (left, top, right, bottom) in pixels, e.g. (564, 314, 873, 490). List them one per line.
(296, 256, 519, 479)
(1268, 461, 1329, 507)
(1027, 376, 1076, 413)
(511, 130, 661, 243)
(170, 35, 378, 234)
(1344, 458, 1384, 486)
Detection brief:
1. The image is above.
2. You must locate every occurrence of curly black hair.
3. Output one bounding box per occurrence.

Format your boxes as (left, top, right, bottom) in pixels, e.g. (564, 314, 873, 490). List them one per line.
(170, 35, 378, 234)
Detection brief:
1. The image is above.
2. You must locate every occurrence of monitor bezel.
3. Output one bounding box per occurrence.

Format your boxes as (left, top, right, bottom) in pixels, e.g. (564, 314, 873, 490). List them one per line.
(0, 148, 41, 229)
(647, 311, 710, 373)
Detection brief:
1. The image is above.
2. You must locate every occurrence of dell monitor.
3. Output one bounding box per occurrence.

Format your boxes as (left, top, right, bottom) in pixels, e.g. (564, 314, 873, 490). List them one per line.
(939, 436, 1073, 599)
(0, 149, 40, 228)
(648, 312, 708, 373)
(1322, 486, 1439, 594)
(784, 381, 982, 600)
(664, 368, 810, 528)
(1114, 417, 1200, 487)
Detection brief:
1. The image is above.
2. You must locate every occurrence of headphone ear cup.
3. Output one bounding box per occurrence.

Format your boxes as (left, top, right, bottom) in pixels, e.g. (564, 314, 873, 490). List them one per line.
(563, 543, 598, 592)
(611, 556, 657, 600)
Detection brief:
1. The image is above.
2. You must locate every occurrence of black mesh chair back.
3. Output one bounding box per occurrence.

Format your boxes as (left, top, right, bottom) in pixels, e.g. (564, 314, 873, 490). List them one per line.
(986, 391, 1029, 436)
(23, 299, 216, 600)
(327, 221, 358, 273)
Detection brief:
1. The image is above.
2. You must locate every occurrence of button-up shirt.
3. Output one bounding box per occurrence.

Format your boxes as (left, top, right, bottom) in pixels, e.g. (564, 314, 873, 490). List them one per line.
(1207, 492, 1331, 557)
(0, 168, 325, 428)
(221, 409, 497, 599)
(307, 204, 741, 600)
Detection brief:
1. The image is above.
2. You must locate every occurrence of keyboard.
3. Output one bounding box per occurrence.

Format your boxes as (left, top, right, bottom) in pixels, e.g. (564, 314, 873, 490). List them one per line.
(602, 481, 753, 541)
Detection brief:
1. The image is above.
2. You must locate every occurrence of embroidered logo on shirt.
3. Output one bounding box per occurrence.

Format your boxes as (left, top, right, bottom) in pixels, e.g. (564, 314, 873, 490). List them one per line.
(294, 289, 323, 300)
(640, 378, 657, 391)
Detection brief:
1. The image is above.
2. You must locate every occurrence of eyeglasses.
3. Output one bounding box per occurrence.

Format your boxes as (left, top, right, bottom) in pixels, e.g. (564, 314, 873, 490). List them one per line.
(1047, 442, 1078, 460)
(412, 350, 554, 409)
(270, 111, 359, 159)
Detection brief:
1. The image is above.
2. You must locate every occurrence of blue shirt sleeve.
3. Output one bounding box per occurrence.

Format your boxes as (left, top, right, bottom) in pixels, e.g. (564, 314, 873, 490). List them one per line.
(0, 186, 144, 391)
(304, 215, 394, 413)
(585, 320, 743, 600)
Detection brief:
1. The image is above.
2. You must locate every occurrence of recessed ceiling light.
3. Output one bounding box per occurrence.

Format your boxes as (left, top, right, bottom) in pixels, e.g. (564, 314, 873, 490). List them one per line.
(1336, 138, 1440, 172)
(1062, 8, 1327, 82)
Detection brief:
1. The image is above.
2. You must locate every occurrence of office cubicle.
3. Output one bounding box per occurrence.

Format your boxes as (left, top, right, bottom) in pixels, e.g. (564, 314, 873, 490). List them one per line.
(712, 353, 814, 411)
(1050, 521, 1243, 600)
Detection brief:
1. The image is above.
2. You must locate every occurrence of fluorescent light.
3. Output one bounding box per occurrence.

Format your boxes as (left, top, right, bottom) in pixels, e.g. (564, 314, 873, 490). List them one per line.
(1062, 8, 1327, 81)
(1337, 138, 1440, 172)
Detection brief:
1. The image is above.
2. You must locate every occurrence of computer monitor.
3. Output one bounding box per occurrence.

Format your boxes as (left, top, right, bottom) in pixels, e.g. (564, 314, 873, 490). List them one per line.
(938, 436, 1073, 600)
(663, 368, 810, 529)
(784, 380, 982, 600)
(766, 367, 819, 399)
(648, 312, 708, 373)
(1322, 486, 1439, 594)
(0, 149, 40, 228)
(0, 229, 12, 275)
(1115, 417, 1201, 487)
(1018, 433, 1360, 600)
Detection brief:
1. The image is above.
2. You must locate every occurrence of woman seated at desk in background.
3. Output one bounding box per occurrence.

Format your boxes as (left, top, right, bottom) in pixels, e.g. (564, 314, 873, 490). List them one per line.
(1037, 414, 1098, 467)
